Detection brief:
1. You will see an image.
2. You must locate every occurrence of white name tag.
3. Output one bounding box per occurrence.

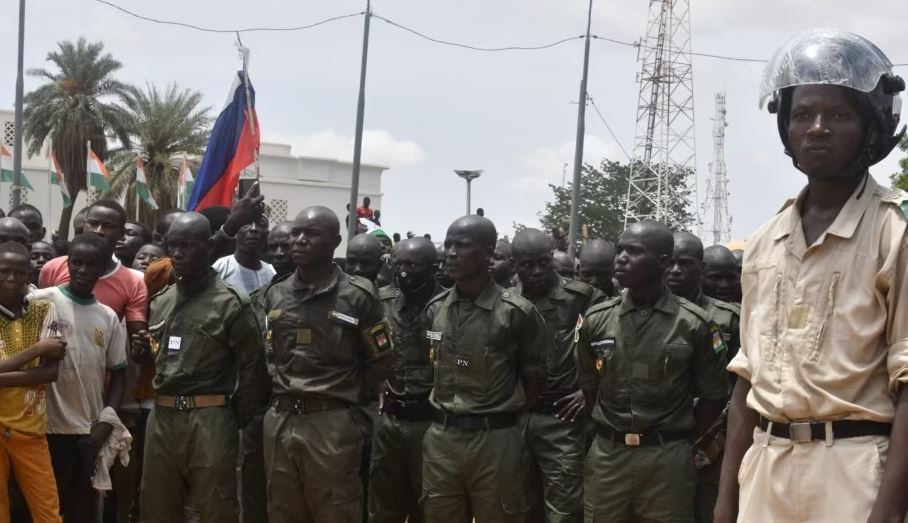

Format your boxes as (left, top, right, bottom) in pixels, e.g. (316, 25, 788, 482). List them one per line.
(426, 331, 442, 341)
(329, 310, 359, 326)
(168, 336, 182, 351)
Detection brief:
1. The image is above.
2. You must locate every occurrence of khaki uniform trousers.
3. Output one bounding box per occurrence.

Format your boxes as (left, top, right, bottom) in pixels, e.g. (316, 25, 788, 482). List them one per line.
(367, 412, 431, 523)
(583, 435, 696, 523)
(421, 423, 530, 523)
(263, 407, 365, 523)
(140, 406, 239, 523)
(521, 412, 584, 523)
(737, 426, 888, 523)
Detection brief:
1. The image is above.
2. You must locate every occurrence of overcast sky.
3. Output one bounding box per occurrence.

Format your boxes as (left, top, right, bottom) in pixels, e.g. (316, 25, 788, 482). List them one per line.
(1, 0, 906, 244)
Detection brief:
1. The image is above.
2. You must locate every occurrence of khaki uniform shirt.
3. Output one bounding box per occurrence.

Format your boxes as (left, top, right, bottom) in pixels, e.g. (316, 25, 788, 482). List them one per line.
(150, 269, 269, 426)
(578, 287, 729, 433)
(513, 276, 604, 404)
(729, 176, 908, 423)
(694, 289, 741, 362)
(261, 265, 393, 404)
(379, 285, 440, 400)
(426, 279, 546, 415)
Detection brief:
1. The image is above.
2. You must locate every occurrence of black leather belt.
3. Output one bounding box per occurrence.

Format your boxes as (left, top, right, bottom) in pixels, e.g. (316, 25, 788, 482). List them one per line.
(594, 424, 690, 447)
(759, 417, 891, 442)
(382, 397, 433, 422)
(272, 396, 350, 415)
(432, 410, 517, 431)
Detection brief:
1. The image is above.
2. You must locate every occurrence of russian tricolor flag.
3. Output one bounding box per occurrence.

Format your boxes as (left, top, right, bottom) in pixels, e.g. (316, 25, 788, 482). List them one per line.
(189, 71, 260, 210)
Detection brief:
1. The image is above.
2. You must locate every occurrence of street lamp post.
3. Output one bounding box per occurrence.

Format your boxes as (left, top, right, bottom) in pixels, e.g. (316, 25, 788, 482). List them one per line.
(454, 170, 482, 216)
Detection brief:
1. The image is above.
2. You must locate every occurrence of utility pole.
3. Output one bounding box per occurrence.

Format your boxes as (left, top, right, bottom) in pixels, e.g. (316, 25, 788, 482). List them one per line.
(454, 170, 482, 216)
(346, 0, 371, 241)
(567, 0, 593, 257)
(12, 0, 26, 209)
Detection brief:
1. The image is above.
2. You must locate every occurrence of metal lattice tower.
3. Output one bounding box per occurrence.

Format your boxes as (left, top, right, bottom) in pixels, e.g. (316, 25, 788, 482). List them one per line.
(623, 0, 698, 230)
(702, 92, 731, 244)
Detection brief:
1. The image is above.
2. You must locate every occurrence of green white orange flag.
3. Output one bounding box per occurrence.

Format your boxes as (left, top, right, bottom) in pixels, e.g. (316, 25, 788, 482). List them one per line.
(177, 158, 195, 210)
(135, 157, 159, 210)
(50, 151, 72, 207)
(87, 148, 110, 192)
(0, 146, 34, 190)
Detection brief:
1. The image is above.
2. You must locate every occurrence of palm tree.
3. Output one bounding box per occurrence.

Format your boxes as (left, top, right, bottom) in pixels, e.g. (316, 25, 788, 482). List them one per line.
(23, 38, 133, 238)
(105, 84, 211, 222)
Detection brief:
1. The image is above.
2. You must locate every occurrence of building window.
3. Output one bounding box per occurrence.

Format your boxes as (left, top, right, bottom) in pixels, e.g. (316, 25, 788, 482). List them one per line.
(270, 199, 288, 223)
(2, 121, 14, 147)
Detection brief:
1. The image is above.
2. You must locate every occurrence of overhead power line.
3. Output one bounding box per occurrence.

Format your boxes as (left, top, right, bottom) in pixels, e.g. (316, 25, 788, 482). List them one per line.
(94, 0, 363, 33)
(372, 14, 584, 52)
(591, 34, 767, 63)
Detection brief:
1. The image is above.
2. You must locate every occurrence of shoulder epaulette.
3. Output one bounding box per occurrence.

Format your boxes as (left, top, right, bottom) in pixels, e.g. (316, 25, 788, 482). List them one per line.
(149, 283, 174, 303)
(427, 287, 452, 307)
(378, 286, 402, 301)
(561, 277, 595, 297)
(499, 289, 535, 316)
(677, 296, 711, 325)
(585, 295, 621, 316)
(347, 274, 380, 299)
(219, 281, 251, 306)
(256, 272, 293, 299)
(777, 198, 796, 215)
(709, 297, 741, 316)
(880, 188, 908, 220)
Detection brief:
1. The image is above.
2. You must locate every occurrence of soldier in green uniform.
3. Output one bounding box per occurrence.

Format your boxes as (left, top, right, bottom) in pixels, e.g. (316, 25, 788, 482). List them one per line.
(666, 232, 741, 523)
(133, 213, 270, 523)
(578, 239, 618, 297)
(509, 228, 603, 523)
(422, 215, 546, 523)
(577, 221, 729, 522)
(368, 237, 440, 523)
(490, 238, 515, 286)
(700, 245, 740, 305)
(260, 206, 392, 523)
(347, 233, 384, 284)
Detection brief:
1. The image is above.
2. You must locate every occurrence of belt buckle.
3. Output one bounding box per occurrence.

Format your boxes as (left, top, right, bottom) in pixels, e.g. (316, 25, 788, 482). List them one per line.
(789, 422, 812, 443)
(624, 433, 641, 446)
(174, 395, 190, 411)
(292, 399, 304, 415)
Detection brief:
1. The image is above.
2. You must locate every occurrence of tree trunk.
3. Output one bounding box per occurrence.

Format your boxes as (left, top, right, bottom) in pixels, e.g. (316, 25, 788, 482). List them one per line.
(55, 201, 75, 240)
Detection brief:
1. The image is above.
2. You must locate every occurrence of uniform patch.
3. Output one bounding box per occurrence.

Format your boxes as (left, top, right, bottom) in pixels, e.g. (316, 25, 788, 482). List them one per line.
(367, 323, 391, 353)
(296, 328, 312, 345)
(788, 305, 810, 329)
(426, 331, 443, 341)
(93, 327, 105, 349)
(721, 332, 731, 342)
(901, 201, 908, 219)
(149, 336, 161, 356)
(168, 336, 182, 351)
(266, 309, 282, 321)
(574, 314, 583, 343)
(329, 310, 359, 326)
(709, 323, 727, 354)
(590, 338, 616, 349)
(456, 355, 471, 368)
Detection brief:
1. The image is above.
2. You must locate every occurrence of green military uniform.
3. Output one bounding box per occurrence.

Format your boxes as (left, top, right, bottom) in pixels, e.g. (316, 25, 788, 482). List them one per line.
(577, 287, 728, 523)
(367, 284, 440, 523)
(140, 269, 269, 523)
(513, 277, 603, 523)
(690, 290, 740, 523)
(260, 265, 392, 523)
(422, 279, 546, 523)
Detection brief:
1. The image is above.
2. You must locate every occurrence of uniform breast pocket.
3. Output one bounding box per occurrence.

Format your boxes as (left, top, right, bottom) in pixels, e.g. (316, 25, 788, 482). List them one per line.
(455, 346, 488, 394)
(171, 332, 214, 377)
(663, 343, 693, 378)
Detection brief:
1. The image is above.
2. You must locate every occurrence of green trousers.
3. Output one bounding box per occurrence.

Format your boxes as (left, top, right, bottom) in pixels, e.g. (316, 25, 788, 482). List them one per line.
(583, 435, 696, 523)
(241, 413, 268, 523)
(695, 454, 722, 523)
(140, 406, 239, 523)
(367, 412, 431, 523)
(421, 423, 530, 523)
(263, 407, 365, 523)
(521, 412, 584, 523)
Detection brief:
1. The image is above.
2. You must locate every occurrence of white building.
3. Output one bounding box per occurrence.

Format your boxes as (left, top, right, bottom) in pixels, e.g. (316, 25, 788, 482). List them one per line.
(0, 109, 389, 251)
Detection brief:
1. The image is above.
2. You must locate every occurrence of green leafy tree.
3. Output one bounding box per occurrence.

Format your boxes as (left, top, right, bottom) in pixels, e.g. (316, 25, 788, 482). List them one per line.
(890, 134, 908, 191)
(105, 84, 211, 222)
(535, 159, 695, 244)
(23, 38, 133, 238)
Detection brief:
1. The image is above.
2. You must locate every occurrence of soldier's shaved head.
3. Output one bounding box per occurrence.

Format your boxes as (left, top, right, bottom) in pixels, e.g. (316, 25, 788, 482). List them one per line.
(395, 237, 437, 265)
(346, 233, 384, 282)
(624, 221, 674, 257)
(168, 212, 211, 240)
(673, 231, 704, 261)
(579, 240, 616, 267)
(347, 233, 383, 257)
(295, 206, 340, 236)
(578, 239, 617, 295)
(446, 215, 498, 250)
(0, 217, 30, 246)
(702, 244, 740, 302)
(704, 245, 737, 268)
(553, 251, 576, 278)
(511, 228, 553, 256)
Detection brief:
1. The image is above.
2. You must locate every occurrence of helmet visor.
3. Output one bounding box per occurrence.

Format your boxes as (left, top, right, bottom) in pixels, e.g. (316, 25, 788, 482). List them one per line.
(758, 28, 895, 108)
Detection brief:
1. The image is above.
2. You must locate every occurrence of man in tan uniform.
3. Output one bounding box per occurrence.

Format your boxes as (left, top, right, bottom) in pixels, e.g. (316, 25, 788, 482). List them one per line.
(715, 29, 908, 523)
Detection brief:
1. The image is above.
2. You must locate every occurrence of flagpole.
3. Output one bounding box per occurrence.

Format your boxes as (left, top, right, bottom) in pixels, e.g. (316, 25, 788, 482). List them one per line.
(235, 33, 259, 185)
(47, 149, 52, 233)
(347, 0, 371, 241)
(86, 140, 91, 204)
(135, 157, 140, 221)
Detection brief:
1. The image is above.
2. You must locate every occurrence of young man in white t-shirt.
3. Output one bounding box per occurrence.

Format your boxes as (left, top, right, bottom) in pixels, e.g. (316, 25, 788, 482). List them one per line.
(212, 213, 275, 295)
(31, 233, 128, 522)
